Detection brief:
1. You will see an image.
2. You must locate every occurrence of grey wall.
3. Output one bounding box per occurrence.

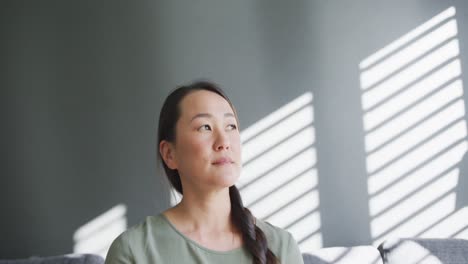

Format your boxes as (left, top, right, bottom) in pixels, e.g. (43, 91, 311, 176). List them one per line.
(2, 0, 468, 258)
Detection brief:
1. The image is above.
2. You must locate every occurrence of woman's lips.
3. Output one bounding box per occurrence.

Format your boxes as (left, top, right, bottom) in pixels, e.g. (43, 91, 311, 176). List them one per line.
(212, 157, 233, 165)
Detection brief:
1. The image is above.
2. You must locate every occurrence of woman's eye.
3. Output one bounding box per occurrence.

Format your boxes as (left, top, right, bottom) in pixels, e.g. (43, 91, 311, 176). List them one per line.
(227, 124, 237, 130)
(198, 124, 212, 131)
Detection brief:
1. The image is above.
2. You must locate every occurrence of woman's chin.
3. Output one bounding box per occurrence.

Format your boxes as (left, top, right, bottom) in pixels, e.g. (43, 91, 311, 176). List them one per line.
(213, 172, 240, 188)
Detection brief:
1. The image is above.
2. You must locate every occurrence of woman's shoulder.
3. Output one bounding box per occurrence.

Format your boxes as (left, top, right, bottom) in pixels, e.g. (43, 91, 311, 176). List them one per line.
(105, 214, 180, 263)
(110, 215, 166, 247)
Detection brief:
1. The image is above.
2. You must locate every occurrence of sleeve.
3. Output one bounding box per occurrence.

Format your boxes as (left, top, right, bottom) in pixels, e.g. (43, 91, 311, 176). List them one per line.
(284, 232, 304, 264)
(105, 233, 134, 264)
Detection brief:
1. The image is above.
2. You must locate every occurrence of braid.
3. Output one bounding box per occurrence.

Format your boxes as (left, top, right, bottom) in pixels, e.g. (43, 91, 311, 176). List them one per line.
(230, 186, 279, 264)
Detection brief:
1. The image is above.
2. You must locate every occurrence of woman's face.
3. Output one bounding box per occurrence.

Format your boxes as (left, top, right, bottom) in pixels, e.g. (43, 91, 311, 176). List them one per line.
(168, 90, 241, 192)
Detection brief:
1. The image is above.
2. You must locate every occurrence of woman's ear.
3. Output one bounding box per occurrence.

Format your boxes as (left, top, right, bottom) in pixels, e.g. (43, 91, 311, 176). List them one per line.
(159, 140, 178, 170)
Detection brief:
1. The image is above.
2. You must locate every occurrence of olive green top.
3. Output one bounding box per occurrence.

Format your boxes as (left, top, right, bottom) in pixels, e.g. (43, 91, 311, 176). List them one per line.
(105, 214, 304, 264)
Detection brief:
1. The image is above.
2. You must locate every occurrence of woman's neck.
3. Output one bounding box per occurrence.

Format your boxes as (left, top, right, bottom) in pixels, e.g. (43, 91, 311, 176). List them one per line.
(171, 187, 234, 233)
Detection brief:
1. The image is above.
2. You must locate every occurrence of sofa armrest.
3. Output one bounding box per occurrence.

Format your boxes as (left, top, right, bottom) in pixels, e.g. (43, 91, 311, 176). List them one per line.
(0, 254, 104, 264)
(378, 238, 468, 264)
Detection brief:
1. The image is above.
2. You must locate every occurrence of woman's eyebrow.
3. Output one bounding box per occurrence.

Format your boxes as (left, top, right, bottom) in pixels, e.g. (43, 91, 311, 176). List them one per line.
(190, 113, 235, 123)
(190, 113, 212, 122)
(224, 113, 235, 118)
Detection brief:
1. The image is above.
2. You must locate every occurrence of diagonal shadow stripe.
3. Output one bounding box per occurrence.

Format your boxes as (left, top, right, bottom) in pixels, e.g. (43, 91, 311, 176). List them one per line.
(241, 102, 313, 146)
(362, 36, 458, 96)
(368, 111, 465, 177)
(246, 165, 316, 208)
(243, 121, 314, 167)
(368, 113, 465, 176)
(365, 75, 460, 141)
(372, 163, 460, 219)
(360, 14, 454, 72)
(363, 56, 459, 115)
(298, 229, 321, 245)
(239, 142, 315, 191)
(304, 248, 353, 264)
(367, 78, 462, 156)
(330, 248, 355, 264)
(370, 137, 467, 197)
(372, 113, 464, 175)
(414, 253, 436, 264)
(262, 186, 317, 221)
(451, 226, 468, 238)
(370, 137, 466, 198)
(283, 207, 320, 230)
(414, 209, 461, 237)
(373, 187, 456, 241)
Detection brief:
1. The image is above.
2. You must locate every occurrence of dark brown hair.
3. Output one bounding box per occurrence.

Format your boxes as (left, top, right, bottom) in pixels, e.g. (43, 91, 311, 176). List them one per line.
(157, 81, 279, 264)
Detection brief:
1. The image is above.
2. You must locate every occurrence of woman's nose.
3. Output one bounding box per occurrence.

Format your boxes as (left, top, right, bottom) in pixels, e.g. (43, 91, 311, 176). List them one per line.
(214, 131, 230, 151)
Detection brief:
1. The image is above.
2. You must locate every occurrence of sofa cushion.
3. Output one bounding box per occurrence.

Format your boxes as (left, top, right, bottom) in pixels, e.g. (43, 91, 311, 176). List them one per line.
(0, 254, 104, 264)
(303, 246, 383, 264)
(378, 238, 468, 264)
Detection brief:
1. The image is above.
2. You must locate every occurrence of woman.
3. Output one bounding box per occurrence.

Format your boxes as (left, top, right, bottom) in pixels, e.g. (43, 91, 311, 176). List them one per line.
(105, 81, 304, 264)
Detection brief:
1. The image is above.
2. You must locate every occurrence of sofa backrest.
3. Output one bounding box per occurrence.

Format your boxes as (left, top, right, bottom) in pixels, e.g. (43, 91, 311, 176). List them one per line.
(378, 238, 468, 264)
(0, 254, 104, 264)
(302, 246, 383, 264)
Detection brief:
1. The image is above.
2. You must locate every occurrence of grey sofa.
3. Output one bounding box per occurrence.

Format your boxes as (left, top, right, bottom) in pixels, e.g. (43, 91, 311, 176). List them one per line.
(379, 238, 468, 264)
(0, 254, 104, 264)
(302, 238, 468, 264)
(2, 238, 467, 264)
(302, 246, 383, 264)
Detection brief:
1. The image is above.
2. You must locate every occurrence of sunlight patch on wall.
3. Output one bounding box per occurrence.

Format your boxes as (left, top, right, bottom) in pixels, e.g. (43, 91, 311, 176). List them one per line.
(73, 204, 127, 257)
(239, 92, 322, 251)
(359, 6, 468, 246)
